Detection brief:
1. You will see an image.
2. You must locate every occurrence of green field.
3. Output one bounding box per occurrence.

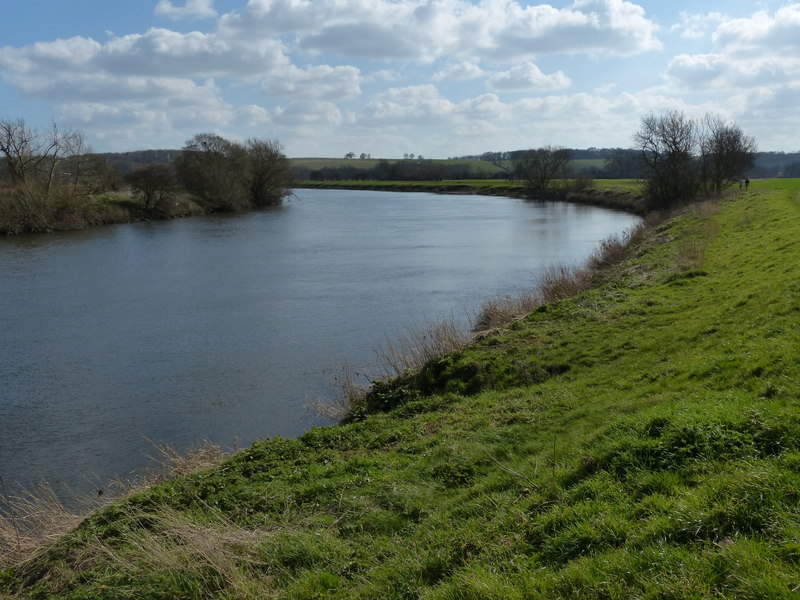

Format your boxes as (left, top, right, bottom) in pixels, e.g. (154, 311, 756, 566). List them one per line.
(3, 179, 800, 598)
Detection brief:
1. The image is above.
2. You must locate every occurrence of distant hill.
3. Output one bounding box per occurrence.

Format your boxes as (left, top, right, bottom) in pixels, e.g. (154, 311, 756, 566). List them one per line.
(95, 149, 182, 176)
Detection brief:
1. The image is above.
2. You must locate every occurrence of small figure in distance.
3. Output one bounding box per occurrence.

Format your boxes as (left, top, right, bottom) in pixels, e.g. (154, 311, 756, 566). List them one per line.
(738, 178, 743, 190)
(745, 178, 750, 190)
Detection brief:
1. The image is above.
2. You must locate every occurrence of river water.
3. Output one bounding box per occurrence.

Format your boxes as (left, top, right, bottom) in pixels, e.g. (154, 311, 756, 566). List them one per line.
(0, 189, 638, 502)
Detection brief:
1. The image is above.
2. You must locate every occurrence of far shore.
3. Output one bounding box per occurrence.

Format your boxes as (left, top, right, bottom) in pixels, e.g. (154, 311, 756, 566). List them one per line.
(1, 179, 646, 236)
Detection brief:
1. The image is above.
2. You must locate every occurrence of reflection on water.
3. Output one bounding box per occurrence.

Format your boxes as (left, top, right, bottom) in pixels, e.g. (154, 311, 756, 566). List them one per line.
(0, 189, 638, 502)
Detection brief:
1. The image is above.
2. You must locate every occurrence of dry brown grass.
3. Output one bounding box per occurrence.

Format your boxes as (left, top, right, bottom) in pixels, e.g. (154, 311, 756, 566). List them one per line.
(309, 364, 373, 421)
(311, 318, 472, 421)
(376, 318, 472, 379)
(0, 481, 84, 567)
(473, 218, 658, 333)
(0, 441, 231, 570)
(472, 290, 541, 331)
(93, 506, 271, 597)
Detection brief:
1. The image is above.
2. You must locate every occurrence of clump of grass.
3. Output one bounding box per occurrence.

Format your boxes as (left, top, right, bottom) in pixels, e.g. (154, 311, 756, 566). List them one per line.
(141, 439, 231, 484)
(675, 238, 708, 270)
(0, 482, 84, 567)
(310, 365, 373, 422)
(311, 319, 472, 421)
(537, 264, 587, 303)
(91, 506, 270, 597)
(0, 441, 230, 571)
(472, 290, 541, 331)
(376, 318, 472, 380)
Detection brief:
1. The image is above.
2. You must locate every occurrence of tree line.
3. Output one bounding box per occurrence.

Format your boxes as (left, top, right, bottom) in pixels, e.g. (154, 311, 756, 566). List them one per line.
(294, 158, 507, 182)
(513, 111, 756, 209)
(0, 120, 293, 234)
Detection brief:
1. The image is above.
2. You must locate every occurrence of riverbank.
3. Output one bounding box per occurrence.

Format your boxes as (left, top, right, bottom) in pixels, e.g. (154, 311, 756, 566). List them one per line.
(1, 179, 644, 235)
(3, 180, 799, 598)
(0, 190, 210, 235)
(297, 178, 647, 214)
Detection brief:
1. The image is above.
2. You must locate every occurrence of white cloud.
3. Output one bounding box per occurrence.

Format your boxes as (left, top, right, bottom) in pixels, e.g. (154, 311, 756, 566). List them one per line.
(712, 4, 800, 53)
(432, 61, 486, 81)
(456, 93, 512, 121)
(0, 37, 101, 73)
(664, 53, 730, 88)
(663, 5, 800, 94)
(236, 104, 272, 127)
(274, 100, 343, 127)
(669, 11, 723, 40)
(219, 0, 661, 63)
(155, 0, 217, 20)
(6, 0, 800, 154)
(363, 85, 455, 125)
(480, 0, 661, 60)
(487, 62, 571, 92)
(262, 64, 361, 101)
(0, 28, 288, 88)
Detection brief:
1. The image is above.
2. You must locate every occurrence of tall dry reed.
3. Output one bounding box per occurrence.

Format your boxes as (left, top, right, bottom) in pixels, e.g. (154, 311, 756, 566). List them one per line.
(0, 441, 230, 570)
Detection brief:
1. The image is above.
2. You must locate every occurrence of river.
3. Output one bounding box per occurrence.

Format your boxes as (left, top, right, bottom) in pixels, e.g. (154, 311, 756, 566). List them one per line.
(0, 189, 638, 503)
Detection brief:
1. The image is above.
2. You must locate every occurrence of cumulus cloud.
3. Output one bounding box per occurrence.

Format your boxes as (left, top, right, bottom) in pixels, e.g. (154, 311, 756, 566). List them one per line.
(274, 100, 343, 128)
(664, 4, 800, 92)
(480, 0, 661, 59)
(363, 84, 456, 125)
(11, 0, 800, 154)
(155, 0, 217, 20)
(712, 3, 800, 53)
(432, 61, 486, 81)
(669, 11, 723, 40)
(456, 93, 512, 121)
(0, 28, 288, 84)
(219, 0, 661, 62)
(487, 63, 571, 92)
(262, 64, 361, 100)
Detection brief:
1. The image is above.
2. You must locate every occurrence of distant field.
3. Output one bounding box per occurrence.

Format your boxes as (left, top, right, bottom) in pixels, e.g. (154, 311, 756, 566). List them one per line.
(290, 157, 510, 174)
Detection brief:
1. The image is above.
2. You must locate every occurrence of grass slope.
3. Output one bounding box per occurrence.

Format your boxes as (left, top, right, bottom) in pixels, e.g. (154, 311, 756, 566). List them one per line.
(3, 181, 800, 599)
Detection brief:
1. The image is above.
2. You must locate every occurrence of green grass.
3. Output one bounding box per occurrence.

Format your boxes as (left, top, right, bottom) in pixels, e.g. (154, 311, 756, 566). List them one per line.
(3, 181, 800, 598)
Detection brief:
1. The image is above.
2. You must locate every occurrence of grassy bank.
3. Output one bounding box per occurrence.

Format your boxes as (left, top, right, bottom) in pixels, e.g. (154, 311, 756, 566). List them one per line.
(2, 180, 800, 598)
(0, 190, 210, 235)
(2, 179, 642, 234)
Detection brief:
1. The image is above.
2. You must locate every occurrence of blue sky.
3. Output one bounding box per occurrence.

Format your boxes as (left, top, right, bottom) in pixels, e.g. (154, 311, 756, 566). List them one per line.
(1, 0, 798, 157)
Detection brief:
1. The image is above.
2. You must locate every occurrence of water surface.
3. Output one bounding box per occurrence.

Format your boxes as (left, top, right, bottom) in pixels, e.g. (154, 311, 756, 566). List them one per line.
(0, 189, 638, 501)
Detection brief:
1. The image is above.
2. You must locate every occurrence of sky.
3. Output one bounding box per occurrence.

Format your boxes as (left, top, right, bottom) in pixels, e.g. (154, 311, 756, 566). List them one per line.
(1, 0, 799, 158)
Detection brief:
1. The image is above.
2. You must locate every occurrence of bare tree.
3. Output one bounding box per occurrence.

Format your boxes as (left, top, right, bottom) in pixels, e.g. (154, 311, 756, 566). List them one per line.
(0, 118, 107, 230)
(698, 114, 756, 194)
(0, 119, 86, 201)
(174, 133, 250, 211)
(174, 133, 293, 211)
(634, 111, 699, 209)
(126, 164, 177, 212)
(514, 146, 571, 193)
(634, 111, 757, 209)
(246, 138, 292, 207)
